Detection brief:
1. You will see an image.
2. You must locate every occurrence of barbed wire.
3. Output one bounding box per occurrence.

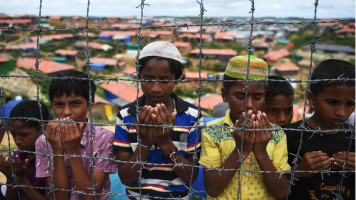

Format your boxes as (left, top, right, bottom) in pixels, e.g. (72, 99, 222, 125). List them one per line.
(0, 0, 354, 199)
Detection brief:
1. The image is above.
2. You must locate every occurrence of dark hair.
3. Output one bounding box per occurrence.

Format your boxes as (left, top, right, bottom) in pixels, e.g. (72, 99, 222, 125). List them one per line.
(266, 76, 294, 100)
(9, 100, 52, 129)
(222, 74, 266, 91)
(49, 70, 96, 103)
(137, 56, 184, 80)
(310, 59, 355, 95)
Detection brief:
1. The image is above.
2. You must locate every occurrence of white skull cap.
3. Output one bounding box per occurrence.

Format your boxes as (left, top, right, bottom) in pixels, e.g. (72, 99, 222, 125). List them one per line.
(139, 41, 184, 64)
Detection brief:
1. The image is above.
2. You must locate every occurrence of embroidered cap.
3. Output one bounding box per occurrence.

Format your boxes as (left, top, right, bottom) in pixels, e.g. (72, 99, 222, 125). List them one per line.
(139, 41, 184, 64)
(224, 55, 268, 80)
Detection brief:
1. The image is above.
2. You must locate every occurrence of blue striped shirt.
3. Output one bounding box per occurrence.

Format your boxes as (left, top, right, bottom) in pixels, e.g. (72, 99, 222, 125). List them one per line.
(114, 93, 202, 199)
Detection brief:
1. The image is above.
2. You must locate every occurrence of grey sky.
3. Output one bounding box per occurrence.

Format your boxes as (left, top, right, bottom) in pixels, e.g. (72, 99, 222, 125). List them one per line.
(0, 0, 355, 18)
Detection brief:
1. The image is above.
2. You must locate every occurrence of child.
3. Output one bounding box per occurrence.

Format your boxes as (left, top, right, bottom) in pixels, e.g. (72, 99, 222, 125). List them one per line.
(285, 59, 355, 199)
(114, 41, 202, 199)
(199, 55, 290, 199)
(263, 75, 294, 127)
(0, 100, 51, 200)
(35, 70, 117, 200)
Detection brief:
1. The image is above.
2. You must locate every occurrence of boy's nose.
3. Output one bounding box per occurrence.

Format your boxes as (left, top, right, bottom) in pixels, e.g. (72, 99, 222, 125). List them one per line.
(277, 114, 287, 126)
(63, 105, 72, 117)
(335, 105, 346, 118)
(246, 97, 254, 110)
(151, 81, 162, 93)
(14, 137, 22, 145)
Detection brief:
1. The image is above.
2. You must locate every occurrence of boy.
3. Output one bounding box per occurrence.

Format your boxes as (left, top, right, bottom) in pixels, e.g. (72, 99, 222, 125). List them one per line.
(114, 41, 202, 199)
(263, 75, 294, 127)
(0, 100, 51, 200)
(199, 55, 290, 199)
(35, 70, 117, 200)
(285, 59, 355, 199)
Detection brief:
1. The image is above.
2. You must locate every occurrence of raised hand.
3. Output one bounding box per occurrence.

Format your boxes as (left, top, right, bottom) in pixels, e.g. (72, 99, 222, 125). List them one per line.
(136, 105, 155, 147)
(332, 151, 355, 171)
(252, 112, 273, 155)
(232, 110, 255, 160)
(46, 118, 64, 155)
(60, 117, 85, 156)
(295, 151, 331, 178)
(0, 153, 29, 178)
(151, 103, 176, 147)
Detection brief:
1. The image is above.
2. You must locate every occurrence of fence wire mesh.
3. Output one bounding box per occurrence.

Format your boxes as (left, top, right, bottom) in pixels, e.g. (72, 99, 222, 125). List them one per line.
(0, 0, 355, 199)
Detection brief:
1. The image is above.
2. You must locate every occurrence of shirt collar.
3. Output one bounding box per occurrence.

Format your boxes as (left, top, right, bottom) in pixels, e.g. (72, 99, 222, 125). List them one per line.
(223, 109, 234, 128)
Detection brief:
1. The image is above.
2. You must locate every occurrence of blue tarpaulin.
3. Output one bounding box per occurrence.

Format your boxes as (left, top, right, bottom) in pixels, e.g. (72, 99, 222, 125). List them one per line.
(0, 100, 23, 117)
(90, 63, 106, 71)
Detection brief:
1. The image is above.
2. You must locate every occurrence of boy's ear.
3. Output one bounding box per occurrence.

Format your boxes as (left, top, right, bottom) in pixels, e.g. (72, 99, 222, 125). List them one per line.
(221, 87, 228, 102)
(307, 92, 315, 106)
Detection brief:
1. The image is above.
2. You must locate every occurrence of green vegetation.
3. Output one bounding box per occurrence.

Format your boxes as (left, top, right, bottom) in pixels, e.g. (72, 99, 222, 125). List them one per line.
(0, 35, 20, 42)
(288, 32, 355, 49)
(205, 42, 246, 53)
(0, 61, 15, 75)
(174, 85, 215, 98)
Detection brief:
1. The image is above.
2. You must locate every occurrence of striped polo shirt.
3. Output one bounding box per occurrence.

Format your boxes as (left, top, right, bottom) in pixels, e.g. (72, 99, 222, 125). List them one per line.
(114, 93, 202, 199)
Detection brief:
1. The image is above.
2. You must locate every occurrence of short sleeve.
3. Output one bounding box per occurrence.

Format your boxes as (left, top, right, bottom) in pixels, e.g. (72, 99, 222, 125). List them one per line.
(186, 116, 202, 156)
(272, 129, 290, 171)
(35, 135, 53, 178)
(93, 129, 117, 174)
(199, 125, 222, 168)
(113, 113, 132, 153)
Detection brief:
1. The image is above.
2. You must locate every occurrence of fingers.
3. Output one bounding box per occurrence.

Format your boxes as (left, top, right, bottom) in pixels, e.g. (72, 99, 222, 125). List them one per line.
(234, 112, 245, 128)
(305, 151, 328, 159)
(302, 151, 331, 170)
(60, 119, 69, 140)
(332, 152, 355, 171)
(143, 106, 154, 124)
(333, 159, 355, 171)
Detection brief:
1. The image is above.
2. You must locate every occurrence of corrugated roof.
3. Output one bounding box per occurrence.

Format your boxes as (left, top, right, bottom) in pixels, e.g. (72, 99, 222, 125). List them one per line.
(94, 95, 111, 105)
(298, 59, 315, 67)
(55, 49, 79, 56)
(335, 25, 355, 34)
(0, 19, 31, 24)
(173, 41, 190, 48)
(100, 31, 136, 37)
(49, 16, 61, 20)
(263, 49, 290, 63)
(123, 67, 137, 75)
(16, 57, 75, 74)
(0, 56, 9, 62)
(215, 32, 234, 40)
(275, 64, 300, 72)
(178, 33, 211, 40)
(111, 23, 140, 29)
(30, 34, 73, 42)
(100, 81, 143, 103)
(91, 57, 118, 66)
(185, 71, 208, 79)
(197, 94, 223, 111)
(190, 48, 237, 56)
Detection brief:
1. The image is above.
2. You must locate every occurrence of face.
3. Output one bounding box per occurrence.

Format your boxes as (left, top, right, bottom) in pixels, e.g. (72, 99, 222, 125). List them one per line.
(9, 120, 42, 151)
(308, 85, 355, 130)
(52, 93, 89, 122)
(263, 94, 294, 127)
(222, 81, 265, 123)
(140, 58, 176, 107)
